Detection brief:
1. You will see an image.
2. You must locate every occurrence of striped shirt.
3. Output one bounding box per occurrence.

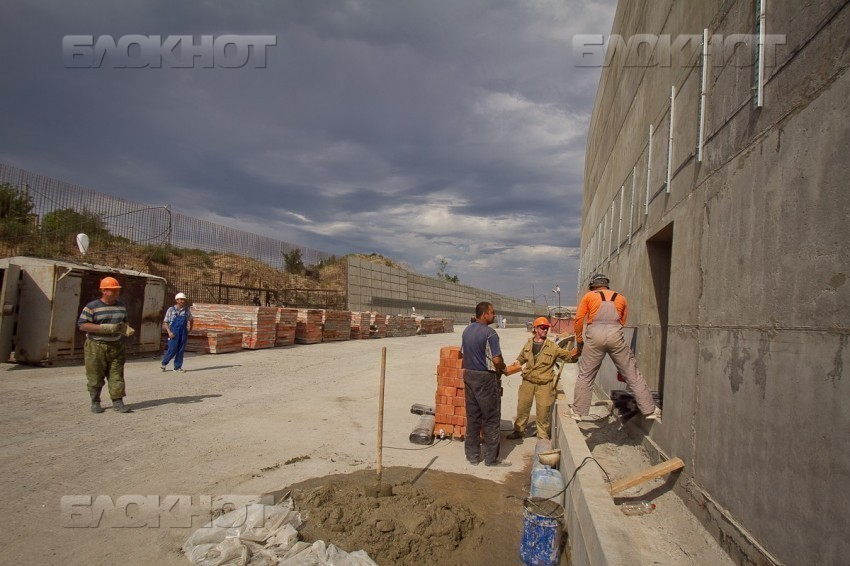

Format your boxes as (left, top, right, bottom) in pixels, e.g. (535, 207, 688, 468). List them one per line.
(77, 299, 128, 342)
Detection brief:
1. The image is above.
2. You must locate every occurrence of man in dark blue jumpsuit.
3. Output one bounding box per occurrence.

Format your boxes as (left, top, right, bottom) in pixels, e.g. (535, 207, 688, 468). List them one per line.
(161, 292, 194, 373)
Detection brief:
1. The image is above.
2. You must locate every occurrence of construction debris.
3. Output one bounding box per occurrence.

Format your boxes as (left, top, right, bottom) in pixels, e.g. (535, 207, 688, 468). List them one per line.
(608, 457, 685, 495)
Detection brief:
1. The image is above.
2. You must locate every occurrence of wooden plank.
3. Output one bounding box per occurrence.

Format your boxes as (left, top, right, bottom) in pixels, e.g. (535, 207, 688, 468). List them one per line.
(608, 457, 685, 495)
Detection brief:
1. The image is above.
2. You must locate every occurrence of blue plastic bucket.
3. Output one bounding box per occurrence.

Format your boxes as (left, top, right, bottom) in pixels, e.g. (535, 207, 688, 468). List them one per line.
(520, 497, 564, 566)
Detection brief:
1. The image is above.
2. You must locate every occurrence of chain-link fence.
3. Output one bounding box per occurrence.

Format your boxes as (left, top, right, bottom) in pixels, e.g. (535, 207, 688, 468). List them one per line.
(0, 163, 345, 308)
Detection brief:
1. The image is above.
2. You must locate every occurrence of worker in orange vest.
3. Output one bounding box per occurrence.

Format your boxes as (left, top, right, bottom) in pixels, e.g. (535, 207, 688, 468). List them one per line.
(570, 274, 661, 422)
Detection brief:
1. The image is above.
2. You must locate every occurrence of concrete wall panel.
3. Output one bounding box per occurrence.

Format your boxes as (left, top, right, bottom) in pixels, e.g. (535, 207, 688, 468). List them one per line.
(580, 0, 850, 563)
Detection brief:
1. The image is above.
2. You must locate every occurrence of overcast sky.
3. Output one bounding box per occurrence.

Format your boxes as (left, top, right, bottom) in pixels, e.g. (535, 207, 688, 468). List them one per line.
(0, 0, 616, 304)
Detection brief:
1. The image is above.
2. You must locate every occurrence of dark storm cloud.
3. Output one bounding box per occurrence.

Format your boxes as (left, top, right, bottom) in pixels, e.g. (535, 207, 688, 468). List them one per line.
(0, 0, 617, 297)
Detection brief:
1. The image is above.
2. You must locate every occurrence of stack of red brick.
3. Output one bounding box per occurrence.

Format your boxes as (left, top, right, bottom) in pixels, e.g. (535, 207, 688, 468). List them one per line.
(322, 310, 351, 342)
(296, 309, 323, 344)
(419, 318, 444, 335)
(191, 304, 277, 350)
(350, 312, 371, 339)
(370, 313, 387, 338)
(386, 315, 417, 337)
(184, 330, 243, 354)
(275, 308, 298, 346)
(434, 346, 467, 439)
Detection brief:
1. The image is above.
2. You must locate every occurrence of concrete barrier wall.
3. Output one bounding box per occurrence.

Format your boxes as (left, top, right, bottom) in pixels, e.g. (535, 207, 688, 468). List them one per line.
(580, 1, 849, 564)
(346, 256, 544, 323)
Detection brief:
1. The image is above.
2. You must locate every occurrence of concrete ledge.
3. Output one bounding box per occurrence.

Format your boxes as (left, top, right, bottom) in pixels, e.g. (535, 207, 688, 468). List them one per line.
(549, 364, 654, 565)
(552, 399, 653, 565)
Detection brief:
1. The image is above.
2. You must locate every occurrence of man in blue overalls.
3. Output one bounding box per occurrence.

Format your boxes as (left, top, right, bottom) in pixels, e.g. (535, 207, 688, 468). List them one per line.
(161, 292, 194, 373)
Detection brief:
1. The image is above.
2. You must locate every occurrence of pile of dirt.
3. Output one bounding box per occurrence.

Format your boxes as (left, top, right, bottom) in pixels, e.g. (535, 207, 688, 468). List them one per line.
(276, 467, 530, 566)
(295, 481, 482, 564)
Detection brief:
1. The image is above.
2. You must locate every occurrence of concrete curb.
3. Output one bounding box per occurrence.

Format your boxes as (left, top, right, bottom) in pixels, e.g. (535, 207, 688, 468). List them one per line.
(551, 367, 654, 565)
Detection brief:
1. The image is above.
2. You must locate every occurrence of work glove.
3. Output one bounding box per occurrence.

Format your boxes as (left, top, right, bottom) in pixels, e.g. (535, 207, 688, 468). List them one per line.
(96, 323, 120, 335)
(96, 323, 135, 337)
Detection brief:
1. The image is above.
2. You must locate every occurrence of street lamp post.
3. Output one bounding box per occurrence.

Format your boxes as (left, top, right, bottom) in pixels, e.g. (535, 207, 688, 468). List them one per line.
(552, 285, 561, 311)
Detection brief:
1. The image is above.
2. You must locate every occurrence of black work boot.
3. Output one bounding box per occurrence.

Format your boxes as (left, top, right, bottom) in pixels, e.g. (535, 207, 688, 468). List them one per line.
(112, 399, 131, 413)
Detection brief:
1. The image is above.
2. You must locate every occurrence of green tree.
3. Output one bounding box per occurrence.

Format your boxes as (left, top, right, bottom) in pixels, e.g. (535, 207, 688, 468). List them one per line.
(41, 208, 108, 242)
(436, 257, 459, 283)
(283, 248, 305, 275)
(0, 183, 35, 239)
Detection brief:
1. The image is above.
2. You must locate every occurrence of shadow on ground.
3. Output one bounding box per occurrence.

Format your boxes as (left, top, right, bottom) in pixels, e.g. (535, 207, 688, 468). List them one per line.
(130, 394, 222, 410)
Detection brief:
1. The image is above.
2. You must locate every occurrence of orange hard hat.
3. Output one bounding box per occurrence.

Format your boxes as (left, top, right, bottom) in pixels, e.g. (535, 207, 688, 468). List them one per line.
(99, 276, 122, 289)
(533, 317, 550, 328)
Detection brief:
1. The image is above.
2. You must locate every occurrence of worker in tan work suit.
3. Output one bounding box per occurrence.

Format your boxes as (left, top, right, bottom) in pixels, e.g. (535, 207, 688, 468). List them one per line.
(570, 274, 661, 421)
(507, 316, 576, 440)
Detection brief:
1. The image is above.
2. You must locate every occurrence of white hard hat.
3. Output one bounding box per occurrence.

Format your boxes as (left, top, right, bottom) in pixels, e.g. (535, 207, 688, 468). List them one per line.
(175, 292, 187, 300)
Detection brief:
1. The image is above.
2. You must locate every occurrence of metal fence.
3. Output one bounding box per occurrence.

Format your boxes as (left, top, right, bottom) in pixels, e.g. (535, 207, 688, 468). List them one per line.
(0, 163, 345, 308)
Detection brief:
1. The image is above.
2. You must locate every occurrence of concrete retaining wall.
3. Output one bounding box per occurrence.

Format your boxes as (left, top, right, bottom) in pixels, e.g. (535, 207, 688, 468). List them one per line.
(346, 256, 544, 323)
(580, 1, 849, 564)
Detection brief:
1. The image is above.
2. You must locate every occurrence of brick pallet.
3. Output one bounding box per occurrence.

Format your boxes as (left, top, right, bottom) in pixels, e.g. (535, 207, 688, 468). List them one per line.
(322, 309, 351, 342)
(419, 318, 445, 335)
(183, 330, 244, 354)
(370, 313, 387, 338)
(434, 346, 467, 439)
(296, 309, 323, 344)
(386, 315, 417, 337)
(350, 311, 371, 339)
(275, 308, 298, 346)
(191, 304, 277, 350)
(441, 319, 454, 333)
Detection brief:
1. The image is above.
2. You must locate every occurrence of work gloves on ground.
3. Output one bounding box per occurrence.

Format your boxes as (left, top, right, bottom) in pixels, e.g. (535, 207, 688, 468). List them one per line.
(96, 322, 136, 337)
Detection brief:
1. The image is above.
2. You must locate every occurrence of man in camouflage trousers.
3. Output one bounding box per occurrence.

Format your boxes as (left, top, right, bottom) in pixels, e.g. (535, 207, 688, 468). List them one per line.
(77, 276, 135, 414)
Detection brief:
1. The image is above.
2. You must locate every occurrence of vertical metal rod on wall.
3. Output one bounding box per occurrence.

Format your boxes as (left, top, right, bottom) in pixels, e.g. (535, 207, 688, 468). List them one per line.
(667, 85, 675, 193)
(629, 167, 636, 244)
(645, 124, 653, 215)
(608, 202, 615, 262)
(617, 185, 624, 254)
(698, 28, 709, 162)
(756, 0, 766, 107)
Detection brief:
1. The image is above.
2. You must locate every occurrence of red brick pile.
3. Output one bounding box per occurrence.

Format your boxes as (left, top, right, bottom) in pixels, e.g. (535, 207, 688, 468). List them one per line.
(275, 308, 298, 346)
(191, 304, 277, 350)
(419, 318, 444, 335)
(350, 312, 371, 339)
(322, 310, 351, 342)
(441, 319, 454, 333)
(370, 313, 387, 338)
(434, 346, 467, 439)
(296, 309, 323, 344)
(184, 330, 244, 354)
(386, 315, 417, 337)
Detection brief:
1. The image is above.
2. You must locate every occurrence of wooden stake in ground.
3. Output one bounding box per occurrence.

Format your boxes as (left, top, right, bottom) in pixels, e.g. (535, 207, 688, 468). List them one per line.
(376, 347, 388, 496)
